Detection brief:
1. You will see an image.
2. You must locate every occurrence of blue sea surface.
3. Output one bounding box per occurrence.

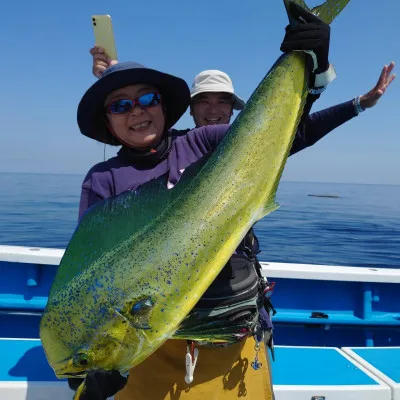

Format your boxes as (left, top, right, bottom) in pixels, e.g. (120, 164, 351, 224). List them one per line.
(0, 172, 399, 268)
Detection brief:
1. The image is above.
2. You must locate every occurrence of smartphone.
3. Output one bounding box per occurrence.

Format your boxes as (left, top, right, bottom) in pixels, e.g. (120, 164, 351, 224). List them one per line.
(91, 15, 118, 60)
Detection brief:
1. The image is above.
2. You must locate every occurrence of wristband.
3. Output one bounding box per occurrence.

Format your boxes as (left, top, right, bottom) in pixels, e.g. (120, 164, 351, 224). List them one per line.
(314, 64, 336, 87)
(353, 96, 365, 114)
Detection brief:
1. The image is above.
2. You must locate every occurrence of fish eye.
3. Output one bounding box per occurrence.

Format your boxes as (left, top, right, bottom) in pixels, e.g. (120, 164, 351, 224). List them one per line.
(74, 353, 90, 368)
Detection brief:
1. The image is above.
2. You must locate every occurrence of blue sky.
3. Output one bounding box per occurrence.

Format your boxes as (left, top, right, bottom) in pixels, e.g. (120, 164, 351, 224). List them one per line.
(0, 0, 399, 184)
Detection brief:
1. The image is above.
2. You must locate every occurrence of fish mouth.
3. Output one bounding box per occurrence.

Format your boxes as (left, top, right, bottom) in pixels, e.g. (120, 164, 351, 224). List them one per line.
(53, 358, 88, 379)
(56, 371, 86, 379)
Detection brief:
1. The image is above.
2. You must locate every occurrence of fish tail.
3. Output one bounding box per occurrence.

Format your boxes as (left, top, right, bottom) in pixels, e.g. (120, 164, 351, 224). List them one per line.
(283, 0, 350, 25)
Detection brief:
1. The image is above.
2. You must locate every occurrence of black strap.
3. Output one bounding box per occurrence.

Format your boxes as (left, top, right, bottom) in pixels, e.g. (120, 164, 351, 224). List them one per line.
(237, 228, 260, 258)
(117, 134, 172, 168)
(237, 230, 278, 317)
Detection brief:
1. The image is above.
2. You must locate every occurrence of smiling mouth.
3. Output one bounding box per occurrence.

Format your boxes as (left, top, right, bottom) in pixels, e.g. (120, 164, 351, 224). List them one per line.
(130, 121, 151, 131)
(205, 118, 221, 124)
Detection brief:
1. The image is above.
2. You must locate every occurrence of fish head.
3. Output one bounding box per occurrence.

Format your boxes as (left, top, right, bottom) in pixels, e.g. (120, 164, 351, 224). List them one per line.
(40, 296, 156, 378)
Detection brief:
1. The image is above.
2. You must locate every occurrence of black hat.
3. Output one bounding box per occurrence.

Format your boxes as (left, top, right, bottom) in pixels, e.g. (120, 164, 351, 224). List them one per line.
(77, 61, 190, 145)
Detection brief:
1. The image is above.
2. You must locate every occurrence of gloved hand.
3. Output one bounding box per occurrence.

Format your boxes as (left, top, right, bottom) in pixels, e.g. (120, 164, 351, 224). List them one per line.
(68, 370, 128, 400)
(280, 2, 333, 87)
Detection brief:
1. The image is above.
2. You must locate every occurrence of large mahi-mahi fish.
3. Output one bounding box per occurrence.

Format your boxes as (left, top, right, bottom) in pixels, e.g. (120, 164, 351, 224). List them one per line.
(40, 0, 350, 393)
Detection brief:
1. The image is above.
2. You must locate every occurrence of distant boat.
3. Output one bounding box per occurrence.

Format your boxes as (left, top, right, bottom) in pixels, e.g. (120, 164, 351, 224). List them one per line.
(308, 194, 341, 198)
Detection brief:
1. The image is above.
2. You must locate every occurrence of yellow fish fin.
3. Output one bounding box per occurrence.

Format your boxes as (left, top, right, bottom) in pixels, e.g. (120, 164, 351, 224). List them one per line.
(72, 379, 87, 400)
(258, 199, 280, 220)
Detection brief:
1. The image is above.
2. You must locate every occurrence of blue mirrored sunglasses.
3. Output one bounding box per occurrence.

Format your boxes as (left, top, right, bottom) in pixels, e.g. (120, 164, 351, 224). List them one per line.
(106, 92, 162, 114)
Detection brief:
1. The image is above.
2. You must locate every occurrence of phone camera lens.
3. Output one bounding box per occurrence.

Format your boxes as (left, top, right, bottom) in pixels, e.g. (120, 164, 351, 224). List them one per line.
(93, 22, 97, 26)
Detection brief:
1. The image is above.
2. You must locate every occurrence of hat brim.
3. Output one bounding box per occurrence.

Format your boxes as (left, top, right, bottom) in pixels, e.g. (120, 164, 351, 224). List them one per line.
(77, 67, 190, 145)
(190, 88, 245, 111)
(232, 94, 246, 111)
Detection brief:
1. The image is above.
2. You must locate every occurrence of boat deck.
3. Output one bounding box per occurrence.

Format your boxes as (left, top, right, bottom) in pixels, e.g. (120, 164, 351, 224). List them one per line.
(1, 338, 397, 400)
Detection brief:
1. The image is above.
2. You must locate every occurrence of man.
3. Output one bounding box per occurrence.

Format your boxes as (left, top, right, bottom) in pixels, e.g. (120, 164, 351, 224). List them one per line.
(188, 69, 245, 126)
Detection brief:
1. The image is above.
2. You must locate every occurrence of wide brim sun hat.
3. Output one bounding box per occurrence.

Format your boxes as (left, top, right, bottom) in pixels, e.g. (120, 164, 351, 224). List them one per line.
(190, 69, 245, 111)
(77, 61, 191, 145)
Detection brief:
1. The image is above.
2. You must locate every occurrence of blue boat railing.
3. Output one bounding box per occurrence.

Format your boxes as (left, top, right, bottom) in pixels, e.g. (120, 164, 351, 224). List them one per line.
(1, 245, 400, 347)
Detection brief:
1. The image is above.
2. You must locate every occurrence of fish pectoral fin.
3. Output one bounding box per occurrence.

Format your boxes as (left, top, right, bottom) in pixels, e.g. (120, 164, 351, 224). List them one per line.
(258, 199, 280, 220)
(72, 379, 87, 400)
(92, 307, 131, 348)
(117, 296, 154, 330)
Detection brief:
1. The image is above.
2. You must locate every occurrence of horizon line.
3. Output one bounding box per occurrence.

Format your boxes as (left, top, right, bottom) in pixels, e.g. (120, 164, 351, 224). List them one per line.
(0, 171, 399, 187)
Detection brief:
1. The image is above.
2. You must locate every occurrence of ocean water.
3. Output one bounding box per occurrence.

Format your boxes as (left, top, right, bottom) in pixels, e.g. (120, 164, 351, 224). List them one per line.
(0, 172, 399, 268)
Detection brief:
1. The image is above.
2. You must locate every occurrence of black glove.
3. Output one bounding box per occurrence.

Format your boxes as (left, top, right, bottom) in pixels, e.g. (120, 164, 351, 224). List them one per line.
(68, 370, 128, 400)
(280, 2, 330, 75)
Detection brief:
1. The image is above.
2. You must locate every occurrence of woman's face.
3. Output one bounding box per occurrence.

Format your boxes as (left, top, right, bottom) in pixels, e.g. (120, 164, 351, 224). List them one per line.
(104, 84, 166, 149)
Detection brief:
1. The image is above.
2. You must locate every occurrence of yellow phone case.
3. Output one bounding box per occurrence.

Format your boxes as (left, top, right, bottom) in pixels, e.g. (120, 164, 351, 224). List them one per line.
(92, 15, 118, 60)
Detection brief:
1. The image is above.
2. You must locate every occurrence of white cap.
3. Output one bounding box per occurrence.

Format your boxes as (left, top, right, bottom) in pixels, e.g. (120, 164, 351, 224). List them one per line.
(190, 70, 246, 110)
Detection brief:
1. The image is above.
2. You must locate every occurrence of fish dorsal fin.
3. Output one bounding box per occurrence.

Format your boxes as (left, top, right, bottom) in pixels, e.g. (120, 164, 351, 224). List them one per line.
(49, 156, 209, 297)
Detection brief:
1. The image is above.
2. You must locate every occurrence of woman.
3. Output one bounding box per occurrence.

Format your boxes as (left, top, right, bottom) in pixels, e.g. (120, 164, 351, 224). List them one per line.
(72, 61, 274, 400)
(71, 5, 354, 397)
(72, 4, 396, 397)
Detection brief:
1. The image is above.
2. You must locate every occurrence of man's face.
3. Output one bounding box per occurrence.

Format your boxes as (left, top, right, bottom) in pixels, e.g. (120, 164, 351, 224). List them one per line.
(190, 92, 234, 126)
